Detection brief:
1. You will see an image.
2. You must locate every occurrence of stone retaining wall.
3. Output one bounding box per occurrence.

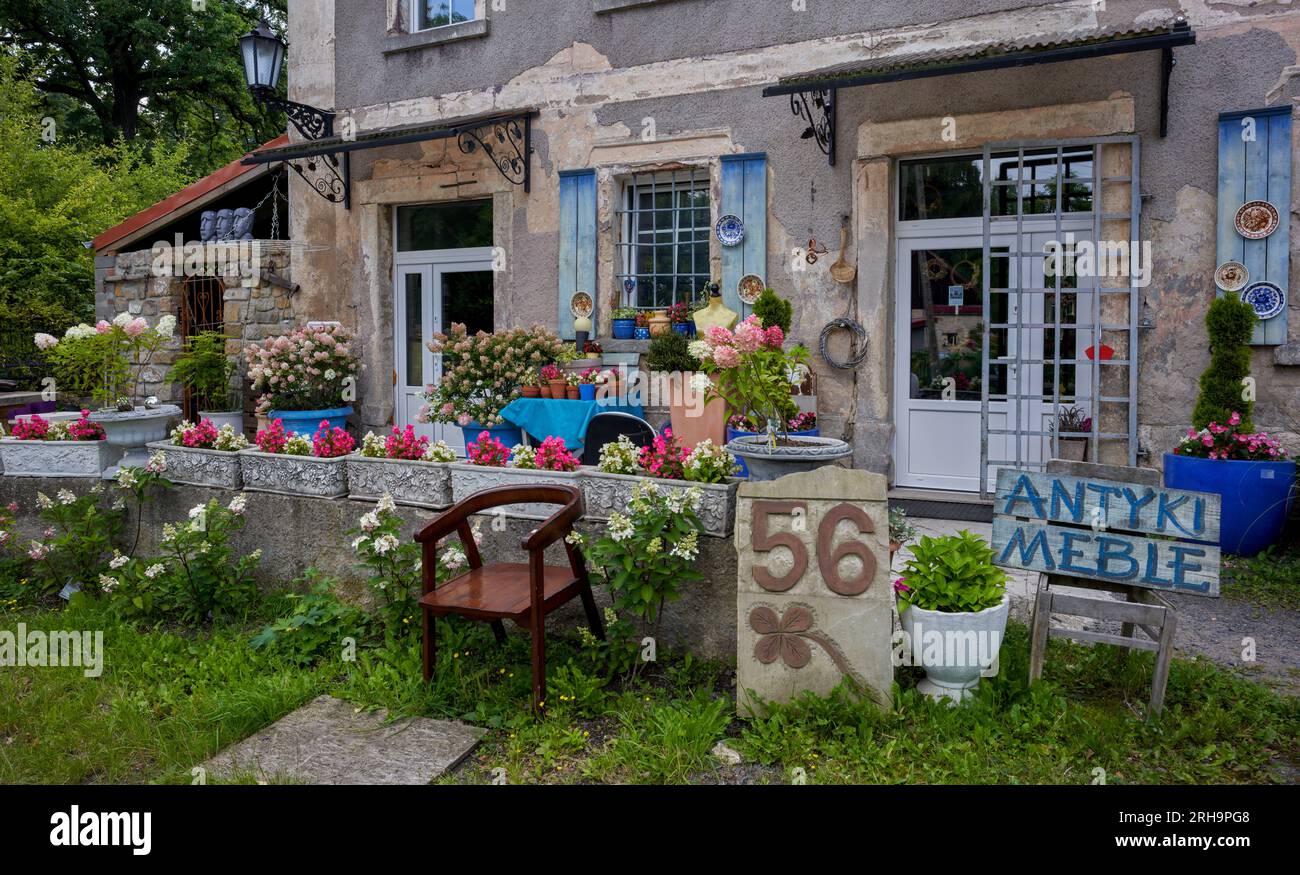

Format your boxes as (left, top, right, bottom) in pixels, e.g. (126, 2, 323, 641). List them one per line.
(0, 475, 739, 660)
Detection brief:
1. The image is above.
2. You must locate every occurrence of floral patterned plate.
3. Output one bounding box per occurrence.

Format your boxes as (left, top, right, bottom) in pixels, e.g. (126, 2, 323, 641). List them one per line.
(1235, 201, 1280, 240)
(737, 274, 765, 305)
(1214, 261, 1249, 293)
(715, 214, 745, 247)
(1242, 281, 1285, 320)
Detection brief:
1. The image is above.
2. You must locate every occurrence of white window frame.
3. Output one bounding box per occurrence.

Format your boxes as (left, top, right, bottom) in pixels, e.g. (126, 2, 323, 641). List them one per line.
(411, 0, 483, 32)
(616, 168, 712, 310)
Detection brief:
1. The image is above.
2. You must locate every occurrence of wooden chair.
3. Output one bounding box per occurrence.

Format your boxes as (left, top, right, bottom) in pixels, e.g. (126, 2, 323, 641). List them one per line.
(414, 483, 604, 713)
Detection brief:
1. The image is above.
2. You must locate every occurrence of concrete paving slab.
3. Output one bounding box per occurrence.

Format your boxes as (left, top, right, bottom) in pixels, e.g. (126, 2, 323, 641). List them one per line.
(202, 695, 485, 785)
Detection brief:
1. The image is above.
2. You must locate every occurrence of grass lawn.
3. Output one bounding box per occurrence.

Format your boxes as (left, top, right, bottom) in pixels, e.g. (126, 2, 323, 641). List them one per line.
(1221, 544, 1300, 611)
(1, 595, 1296, 785)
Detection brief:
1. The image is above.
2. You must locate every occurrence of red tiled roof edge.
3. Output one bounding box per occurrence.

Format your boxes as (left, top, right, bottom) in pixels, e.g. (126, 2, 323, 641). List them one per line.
(92, 134, 290, 253)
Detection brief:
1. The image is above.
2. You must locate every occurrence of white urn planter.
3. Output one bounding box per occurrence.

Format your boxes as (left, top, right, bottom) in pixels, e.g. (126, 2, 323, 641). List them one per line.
(347, 454, 453, 509)
(146, 441, 243, 490)
(581, 469, 738, 538)
(725, 435, 853, 482)
(89, 404, 181, 480)
(238, 449, 349, 499)
(0, 438, 117, 478)
(449, 462, 581, 519)
(900, 594, 1010, 704)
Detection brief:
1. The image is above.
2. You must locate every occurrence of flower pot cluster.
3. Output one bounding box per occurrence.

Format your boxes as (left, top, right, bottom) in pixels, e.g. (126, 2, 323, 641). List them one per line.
(147, 419, 250, 489)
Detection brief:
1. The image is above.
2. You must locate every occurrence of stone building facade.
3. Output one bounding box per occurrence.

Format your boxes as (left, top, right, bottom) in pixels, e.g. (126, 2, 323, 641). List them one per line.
(264, 0, 1300, 494)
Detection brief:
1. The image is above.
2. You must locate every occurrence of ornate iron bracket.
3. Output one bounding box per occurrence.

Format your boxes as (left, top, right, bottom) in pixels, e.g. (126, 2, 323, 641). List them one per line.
(250, 86, 351, 209)
(790, 87, 836, 166)
(456, 115, 532, 192)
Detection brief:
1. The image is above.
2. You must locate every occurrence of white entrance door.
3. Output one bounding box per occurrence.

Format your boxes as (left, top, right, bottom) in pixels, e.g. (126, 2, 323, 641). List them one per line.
(394, 249, 495, 455)
(893, 228, 1091, 491)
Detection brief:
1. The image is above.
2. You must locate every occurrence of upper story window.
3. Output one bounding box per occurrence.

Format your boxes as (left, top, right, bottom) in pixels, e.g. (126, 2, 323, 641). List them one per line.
(616, 168, 711, 310)
(899, 148, 1094, 221)
(413, 0, 479, 31)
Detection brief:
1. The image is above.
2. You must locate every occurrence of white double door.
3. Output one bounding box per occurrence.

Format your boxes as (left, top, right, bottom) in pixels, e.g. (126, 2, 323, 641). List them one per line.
(394, 248, 495, 454)
(892, 223, 1093, 492)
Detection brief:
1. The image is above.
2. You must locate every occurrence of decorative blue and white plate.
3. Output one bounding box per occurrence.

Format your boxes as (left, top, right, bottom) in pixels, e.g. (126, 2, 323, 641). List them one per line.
(1242, 281, 1286, 320)
(715, 214, 745, 247)
(623, 277, 636, 296)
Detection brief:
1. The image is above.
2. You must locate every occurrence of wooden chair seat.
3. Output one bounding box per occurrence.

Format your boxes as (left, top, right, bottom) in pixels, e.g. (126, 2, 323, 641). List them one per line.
(420, 563, 581, 621)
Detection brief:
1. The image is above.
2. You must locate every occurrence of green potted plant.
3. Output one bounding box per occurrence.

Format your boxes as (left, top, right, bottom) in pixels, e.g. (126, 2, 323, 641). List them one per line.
(1163, 293, 1295, 556)
(1052, 405, 1091, 462)
(894, 530, 1008, 703)
(167, 330, 242, 432)
(888, 505, 916, 560)
(753, 287, 793, 333)
(245, 324, 360, 437)
(612, 307, 637, 340)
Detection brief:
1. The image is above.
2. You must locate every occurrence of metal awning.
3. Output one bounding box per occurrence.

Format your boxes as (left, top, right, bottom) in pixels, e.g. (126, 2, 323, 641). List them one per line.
(764, 18, 1196, 165)
(242, 109, 535, 205)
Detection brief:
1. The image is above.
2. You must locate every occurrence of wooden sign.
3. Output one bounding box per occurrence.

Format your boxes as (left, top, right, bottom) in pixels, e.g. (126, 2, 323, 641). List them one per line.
(992, 468, 1221, 597)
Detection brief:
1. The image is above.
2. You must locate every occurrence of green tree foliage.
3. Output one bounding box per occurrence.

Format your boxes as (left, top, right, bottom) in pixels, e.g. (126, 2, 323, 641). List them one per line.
(0, 57, 191, 326)
(1192, 293, 1257, 431)
(753, 287, 793, 334)
(0, 0, 286, 174)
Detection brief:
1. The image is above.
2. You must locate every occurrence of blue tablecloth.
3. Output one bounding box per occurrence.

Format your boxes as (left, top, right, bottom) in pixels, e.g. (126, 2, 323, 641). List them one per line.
(498, 398, 645, 452)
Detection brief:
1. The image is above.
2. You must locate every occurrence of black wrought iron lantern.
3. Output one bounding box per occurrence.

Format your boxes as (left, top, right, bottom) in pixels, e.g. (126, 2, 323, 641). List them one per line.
(239, 18, 285, 95)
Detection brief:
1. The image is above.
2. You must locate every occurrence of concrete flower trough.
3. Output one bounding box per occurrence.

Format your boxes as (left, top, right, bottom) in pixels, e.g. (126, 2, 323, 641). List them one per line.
(147, 441, 244, 490)
(238, 449, 349, 499)
(582, 469, 738, 538)
(0, 438, 118, 478)
(346, 454, 453, 509)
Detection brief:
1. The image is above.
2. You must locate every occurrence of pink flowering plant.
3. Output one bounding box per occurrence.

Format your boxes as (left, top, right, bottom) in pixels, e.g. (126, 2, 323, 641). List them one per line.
(169, 419, 248, 451)
(0, 501, 29, 606)
(1172, 411, 1289, 461)
(691, 315, 810, 440)
(254, 419, 311, 455)
(422, 324, 567, 427)
(638, 427, 688, 481)
(529, 436, 580, 472)
(39, 314, 176, 408)
(244, 324, 360, 416)
(24, 485, 125, 599)
(312, 421, 356, 458)
(11, 411, 106, 441)
(467, 431, 511, 467)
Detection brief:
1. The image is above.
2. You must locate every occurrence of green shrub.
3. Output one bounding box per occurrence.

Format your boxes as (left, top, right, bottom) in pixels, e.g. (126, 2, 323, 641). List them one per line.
(250, 576, 368, 666)
(167, 331, 236, 412)
(645, 330, 700, 373)
(753, 287, 793, 334)
(1192, 293, 1257, 431)
(895, 530, 1006, 613)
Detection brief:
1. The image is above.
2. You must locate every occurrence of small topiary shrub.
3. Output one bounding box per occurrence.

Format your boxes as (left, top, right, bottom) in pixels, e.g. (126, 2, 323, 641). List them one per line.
(1192, 293, 1257, 432)
(646, 330, 700, 373)
(753, 287, 793, 334)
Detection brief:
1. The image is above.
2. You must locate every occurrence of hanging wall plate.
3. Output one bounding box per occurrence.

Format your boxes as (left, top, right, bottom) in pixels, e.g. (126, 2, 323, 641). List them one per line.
(1242, 281, 1286, 320)
(737, 274, 765, 305)
(1214, 261, 1249, 293)
(570, 291, 593, 320)
(1234, 201, 1280, 239)
(715, 214, 745, 247)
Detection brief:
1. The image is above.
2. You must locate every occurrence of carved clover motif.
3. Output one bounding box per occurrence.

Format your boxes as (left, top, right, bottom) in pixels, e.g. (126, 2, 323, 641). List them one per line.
(750, 604, 814, 668)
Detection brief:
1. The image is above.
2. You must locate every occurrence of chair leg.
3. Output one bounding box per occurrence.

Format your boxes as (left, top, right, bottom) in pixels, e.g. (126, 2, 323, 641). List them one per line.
(490, 620, 507, 645)
(422, 609, 436, 683)
(579, 581, 605, 641)
(530, 615, 546, 715)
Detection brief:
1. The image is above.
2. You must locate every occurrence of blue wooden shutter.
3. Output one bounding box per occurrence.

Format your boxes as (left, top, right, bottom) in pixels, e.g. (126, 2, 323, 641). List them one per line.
(558, 169, 597, 339)
(1216, 108, 1292, 345)
(720, 153, 768, 319)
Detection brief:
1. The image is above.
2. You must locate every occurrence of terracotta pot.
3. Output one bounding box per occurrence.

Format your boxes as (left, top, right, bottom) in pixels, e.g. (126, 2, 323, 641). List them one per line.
(521, 385, 541, 398)
(548, 380, 568, 398)
(666, 371, 726, 449)
(538, 385, 553, 399)
(565, 386, 581, 400)
(648, 311, 671, 337)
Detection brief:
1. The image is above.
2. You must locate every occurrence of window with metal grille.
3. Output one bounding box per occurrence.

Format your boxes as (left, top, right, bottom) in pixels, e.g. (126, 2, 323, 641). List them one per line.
(616, 169, 711, 310)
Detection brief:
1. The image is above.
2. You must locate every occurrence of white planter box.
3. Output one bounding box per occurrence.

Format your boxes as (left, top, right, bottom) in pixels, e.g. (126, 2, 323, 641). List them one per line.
(347, 454, 453, 509)
(0, 438, 117, 478)
(146, 441, 243, 490)
(581, 469, 738, 538)
(449, 463, 582, 520)
(238, 449, 349, 499)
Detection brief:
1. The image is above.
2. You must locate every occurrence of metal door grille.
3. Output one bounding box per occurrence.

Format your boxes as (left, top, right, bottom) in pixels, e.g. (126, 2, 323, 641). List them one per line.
(979, 136, 1142, 495)
(179, 275, 226, 420)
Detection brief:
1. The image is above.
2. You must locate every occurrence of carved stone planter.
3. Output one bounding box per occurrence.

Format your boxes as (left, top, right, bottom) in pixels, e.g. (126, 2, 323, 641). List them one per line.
(89, 404, 182, 480)
(238, 449, 348, 499)
(347, 454, 453, 509)
(449, 463, 581, 519)
(0, 438, 117, 478)
(725, 435, 852, 482)
(146, 441, 242, 490)
(582, 469, 738, 538)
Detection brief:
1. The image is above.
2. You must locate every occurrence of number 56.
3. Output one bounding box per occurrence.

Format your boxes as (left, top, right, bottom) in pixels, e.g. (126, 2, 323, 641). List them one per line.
(751, 501, 877, 596)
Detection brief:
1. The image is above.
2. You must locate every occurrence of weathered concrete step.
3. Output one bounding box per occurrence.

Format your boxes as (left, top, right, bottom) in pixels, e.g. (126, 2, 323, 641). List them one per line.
(201, 695, 484, 784)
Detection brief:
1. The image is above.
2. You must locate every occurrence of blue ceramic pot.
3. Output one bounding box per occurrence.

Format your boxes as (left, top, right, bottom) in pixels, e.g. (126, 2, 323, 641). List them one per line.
(1163, 452, 1296, 557)
(725, 426, 821, 477)
(671, 322, 693, 337)
(579, 383, 597, 401)
(269, 406, 353, 437)
(462, 422, 523, 450)
(612, 319, 636, 340)
(634, 327, 651, 340)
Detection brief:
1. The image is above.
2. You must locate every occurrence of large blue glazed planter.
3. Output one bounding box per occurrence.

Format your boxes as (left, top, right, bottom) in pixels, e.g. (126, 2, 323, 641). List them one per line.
(612, 319, 636, 340)
(726, 426, 820, 477)
(579, 383, 597, 401)
(461, 422, 524, 451)
(270, 406, 353, 437)
(671, 322, 695, 337)
(1163, 452, 1296, 557)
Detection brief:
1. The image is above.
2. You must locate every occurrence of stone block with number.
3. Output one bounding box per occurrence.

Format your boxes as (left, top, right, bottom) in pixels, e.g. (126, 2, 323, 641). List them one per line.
(735, 467, 893, 715)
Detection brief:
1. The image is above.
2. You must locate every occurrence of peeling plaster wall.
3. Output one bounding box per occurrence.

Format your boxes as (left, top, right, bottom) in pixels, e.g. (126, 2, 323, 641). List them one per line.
(288, 0, 1300, 472)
